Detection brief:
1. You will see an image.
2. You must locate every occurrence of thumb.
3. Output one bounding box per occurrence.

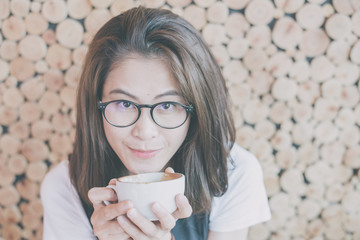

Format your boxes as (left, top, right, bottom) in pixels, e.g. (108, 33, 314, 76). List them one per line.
(108, 178, 117, 185)
(165, 167, 175, 173)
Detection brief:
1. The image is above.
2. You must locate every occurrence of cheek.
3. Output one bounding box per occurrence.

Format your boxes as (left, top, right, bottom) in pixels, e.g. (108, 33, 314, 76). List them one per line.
(103, 121, 124, 148)
(169, 123, 190, 148)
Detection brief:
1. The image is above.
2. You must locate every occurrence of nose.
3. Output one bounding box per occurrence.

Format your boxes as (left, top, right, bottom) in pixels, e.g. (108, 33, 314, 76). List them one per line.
(131, 109, 159, 140)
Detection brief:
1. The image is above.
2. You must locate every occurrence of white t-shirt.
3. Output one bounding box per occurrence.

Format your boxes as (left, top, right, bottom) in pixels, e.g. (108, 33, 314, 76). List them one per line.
(41, 143, 271, 239)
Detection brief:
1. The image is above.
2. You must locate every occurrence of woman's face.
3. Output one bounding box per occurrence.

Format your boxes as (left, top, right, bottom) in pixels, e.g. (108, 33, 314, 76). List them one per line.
(101, 56, 190, 174)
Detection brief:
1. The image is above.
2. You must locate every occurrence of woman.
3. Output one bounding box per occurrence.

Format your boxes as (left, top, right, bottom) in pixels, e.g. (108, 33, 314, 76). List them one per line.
(41, 6, 271, 240)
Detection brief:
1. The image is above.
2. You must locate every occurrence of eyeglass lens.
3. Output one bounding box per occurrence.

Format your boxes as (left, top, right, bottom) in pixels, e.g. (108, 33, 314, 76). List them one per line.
(103, 100, 190, 128)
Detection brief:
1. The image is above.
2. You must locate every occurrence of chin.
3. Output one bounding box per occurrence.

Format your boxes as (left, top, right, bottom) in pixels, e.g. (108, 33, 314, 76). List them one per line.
(127, 166, 159, 175)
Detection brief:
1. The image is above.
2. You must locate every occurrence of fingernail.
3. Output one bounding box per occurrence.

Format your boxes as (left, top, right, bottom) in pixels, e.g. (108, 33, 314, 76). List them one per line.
(117, 215, 126, 224)
(178, 194, 188, 203)
(123, 200, 133, 209)
(127, 208, 137, 218)
(152, 202, 161, 211)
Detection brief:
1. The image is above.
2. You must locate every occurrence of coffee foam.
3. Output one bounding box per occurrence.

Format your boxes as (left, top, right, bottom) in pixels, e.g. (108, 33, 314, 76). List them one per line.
(118, 172, 181, 184)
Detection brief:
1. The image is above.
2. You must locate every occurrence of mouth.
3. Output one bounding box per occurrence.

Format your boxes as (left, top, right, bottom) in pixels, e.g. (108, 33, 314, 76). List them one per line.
(129, 147, 159, 159)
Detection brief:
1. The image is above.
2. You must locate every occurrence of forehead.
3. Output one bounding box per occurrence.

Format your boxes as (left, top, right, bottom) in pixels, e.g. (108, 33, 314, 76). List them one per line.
(102, 55, 181, 101)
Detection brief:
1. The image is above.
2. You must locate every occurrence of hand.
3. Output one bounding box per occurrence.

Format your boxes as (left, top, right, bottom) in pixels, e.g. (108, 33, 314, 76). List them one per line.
(88, 168, 192, 240)
(117, 193, 191, 240)
(88, 179, 133, 240)
(115, 167, 192, 240)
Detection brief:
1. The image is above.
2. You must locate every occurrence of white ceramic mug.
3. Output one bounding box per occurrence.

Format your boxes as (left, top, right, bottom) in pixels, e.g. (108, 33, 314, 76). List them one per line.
(106, 172, 185, 220)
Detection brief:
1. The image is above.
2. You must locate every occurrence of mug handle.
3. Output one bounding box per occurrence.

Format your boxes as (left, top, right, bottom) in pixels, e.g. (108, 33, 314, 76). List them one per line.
(103, 185, 116, 206)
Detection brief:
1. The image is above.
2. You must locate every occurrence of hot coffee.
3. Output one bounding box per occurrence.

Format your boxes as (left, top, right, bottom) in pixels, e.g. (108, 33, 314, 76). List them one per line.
(117, 172, 182, 183)
(106, 172, 185, 220)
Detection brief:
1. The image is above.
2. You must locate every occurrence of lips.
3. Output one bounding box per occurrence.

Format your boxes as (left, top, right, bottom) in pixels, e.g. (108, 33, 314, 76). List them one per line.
(129, 147, 159, 159)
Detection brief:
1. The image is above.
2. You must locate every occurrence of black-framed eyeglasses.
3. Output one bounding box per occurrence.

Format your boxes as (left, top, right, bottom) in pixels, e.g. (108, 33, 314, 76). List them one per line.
(98, 100, 194, 129)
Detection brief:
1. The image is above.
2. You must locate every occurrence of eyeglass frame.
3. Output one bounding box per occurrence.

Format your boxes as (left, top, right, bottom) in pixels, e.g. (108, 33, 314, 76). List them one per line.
(98, 100, 194, 129)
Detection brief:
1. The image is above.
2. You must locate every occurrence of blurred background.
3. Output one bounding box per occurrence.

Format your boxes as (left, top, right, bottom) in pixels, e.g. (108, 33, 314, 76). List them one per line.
(0, 0, 359, 239)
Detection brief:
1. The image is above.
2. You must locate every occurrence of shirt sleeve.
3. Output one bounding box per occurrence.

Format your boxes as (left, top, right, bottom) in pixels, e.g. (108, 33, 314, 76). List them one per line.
(40, 160, 97, 240)
(209, 144, 271, 232)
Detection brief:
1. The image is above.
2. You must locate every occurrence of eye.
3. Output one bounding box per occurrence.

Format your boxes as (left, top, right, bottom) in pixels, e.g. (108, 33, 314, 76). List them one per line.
(158, 102, 176, 111)
(121, 101, 133, 108)
(112, 100, 136, 111)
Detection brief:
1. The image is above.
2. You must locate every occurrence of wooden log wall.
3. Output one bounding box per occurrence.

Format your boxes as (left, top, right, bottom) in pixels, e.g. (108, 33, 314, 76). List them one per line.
(0, 0, 359, 239)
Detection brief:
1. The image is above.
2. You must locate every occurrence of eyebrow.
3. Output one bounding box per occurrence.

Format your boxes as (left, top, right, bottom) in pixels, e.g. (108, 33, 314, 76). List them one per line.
(109, 89, 137, 99)
(108, 89, 181, 101)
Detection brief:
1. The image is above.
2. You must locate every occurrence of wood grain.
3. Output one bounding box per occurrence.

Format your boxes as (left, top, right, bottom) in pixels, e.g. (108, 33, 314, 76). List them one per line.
(0, 1, 359, 239)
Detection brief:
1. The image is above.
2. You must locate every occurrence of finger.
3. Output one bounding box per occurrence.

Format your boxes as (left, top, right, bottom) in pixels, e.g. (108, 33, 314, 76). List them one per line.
(164, 167, 175, 173)
(99, 232, 131, 240)
(127, 208, 161, 237)
(88, 187, 118, 209)
(108, 178, 117, 185)
(172, 194, 192, 219)
(117, 215, 148, 240)
(91, 201, 133, 225)
(106, 234, 131, 240)
(151, 203, 176, 231)
(124, 206, 173, 238)
(93, 220, 129, 239)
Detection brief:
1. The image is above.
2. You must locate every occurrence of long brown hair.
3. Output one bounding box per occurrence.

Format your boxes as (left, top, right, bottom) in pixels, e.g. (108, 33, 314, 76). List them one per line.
(69, 6, 235, 217)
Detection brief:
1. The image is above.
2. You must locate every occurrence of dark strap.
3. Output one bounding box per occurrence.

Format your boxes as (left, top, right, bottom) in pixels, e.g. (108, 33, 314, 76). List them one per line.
(172, 213, 209, 240)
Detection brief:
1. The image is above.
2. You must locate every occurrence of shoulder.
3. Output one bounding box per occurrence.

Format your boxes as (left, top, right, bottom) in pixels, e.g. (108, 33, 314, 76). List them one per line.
(41, 159, 82, 211)
(41, 160, 95, 239)
(209, 143, 271, 232)
(41, 160, 72, 199)
(43, 160, 70, 181)
(227, 143, 263, 180)
(225, 143, 266, 197)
